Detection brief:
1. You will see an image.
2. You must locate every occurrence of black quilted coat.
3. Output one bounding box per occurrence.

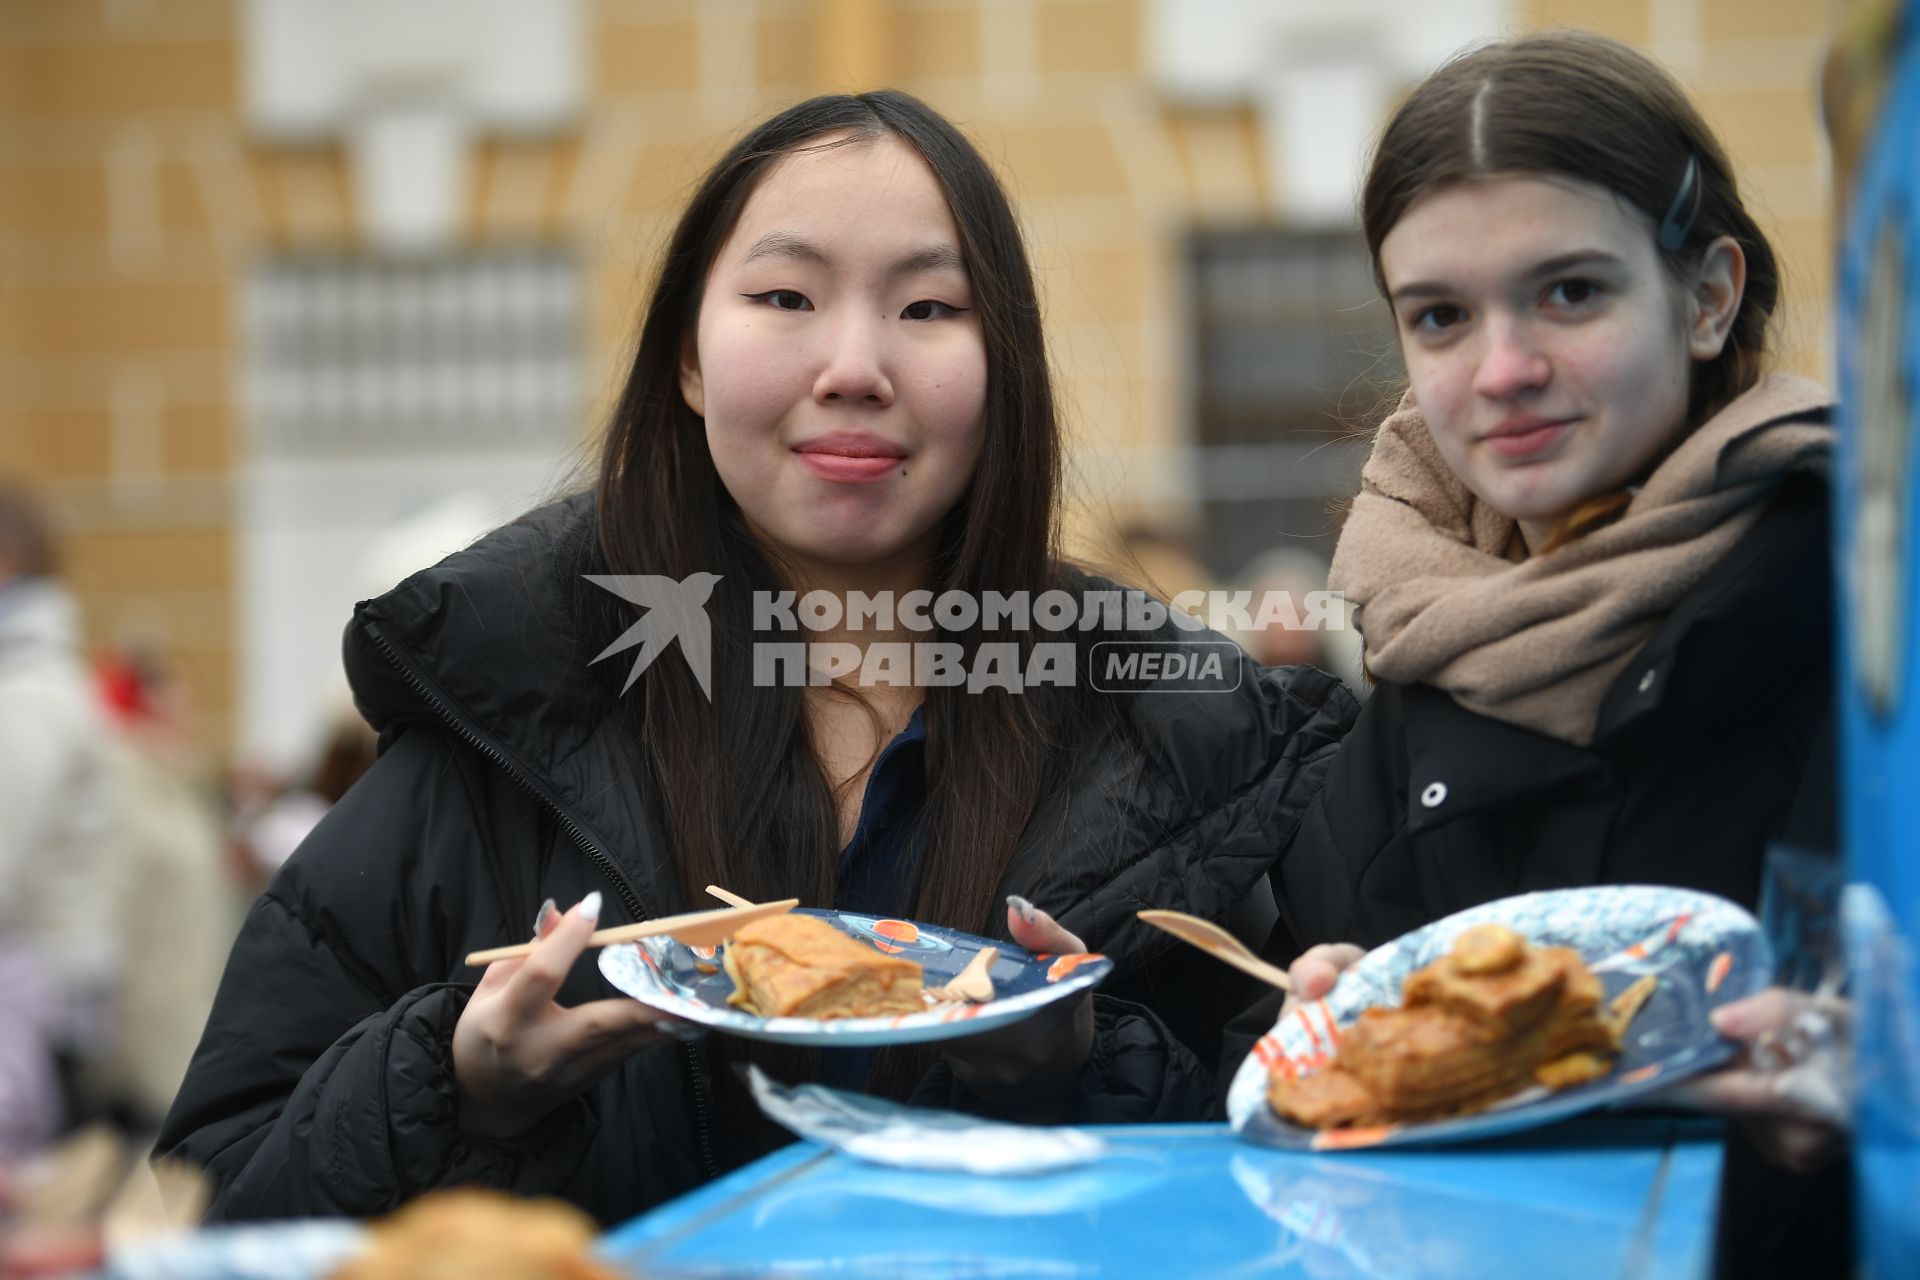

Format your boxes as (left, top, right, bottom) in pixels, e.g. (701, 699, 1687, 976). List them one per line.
(157, 493, 1357, 1224)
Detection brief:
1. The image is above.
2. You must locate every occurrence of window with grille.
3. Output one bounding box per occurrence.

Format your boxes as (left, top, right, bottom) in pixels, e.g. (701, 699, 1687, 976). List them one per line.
(245, 248, 582, 456)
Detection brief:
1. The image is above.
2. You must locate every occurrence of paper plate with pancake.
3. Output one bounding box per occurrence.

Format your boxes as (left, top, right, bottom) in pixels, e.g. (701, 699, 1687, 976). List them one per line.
(1227, 885, 1771, 1151)
(599, 907, 1113, 1047)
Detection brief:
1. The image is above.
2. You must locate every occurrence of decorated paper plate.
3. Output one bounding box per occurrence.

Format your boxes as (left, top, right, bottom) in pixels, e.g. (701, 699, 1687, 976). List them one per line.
(1227, 885, 1772, 1151)
(599, 908, 1113, 1047)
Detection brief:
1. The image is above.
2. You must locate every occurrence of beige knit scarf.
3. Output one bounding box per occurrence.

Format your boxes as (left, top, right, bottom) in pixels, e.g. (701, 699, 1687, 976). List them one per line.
(1329, 373, 1836, 746)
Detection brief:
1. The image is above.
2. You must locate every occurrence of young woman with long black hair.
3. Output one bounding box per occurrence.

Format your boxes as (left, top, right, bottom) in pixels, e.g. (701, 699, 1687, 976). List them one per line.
(158, 91, 1354, 1224)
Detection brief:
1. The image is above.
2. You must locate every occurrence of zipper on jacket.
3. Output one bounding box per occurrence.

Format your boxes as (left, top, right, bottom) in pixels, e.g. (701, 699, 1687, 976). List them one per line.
(684, 1040, 714, 1179)
(366, 624, 722, 1181)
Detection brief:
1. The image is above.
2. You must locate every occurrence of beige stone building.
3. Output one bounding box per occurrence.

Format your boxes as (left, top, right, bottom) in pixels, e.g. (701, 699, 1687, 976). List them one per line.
(0, 0, 1844, 764)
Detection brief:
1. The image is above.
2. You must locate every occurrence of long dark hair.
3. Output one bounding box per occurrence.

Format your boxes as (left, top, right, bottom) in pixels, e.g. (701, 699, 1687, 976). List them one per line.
(595, 91, 1087, 959)
(1361, 29, 1780, 431)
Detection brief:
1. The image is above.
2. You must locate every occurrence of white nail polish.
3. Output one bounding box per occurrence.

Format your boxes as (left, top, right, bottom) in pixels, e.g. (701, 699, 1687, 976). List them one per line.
(1007, 894, 1037, 923)
(579, 891, 603, 921)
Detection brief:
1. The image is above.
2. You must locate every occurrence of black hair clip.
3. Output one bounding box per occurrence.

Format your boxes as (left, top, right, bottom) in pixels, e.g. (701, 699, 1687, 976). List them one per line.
(1658, 155, 1702, 252)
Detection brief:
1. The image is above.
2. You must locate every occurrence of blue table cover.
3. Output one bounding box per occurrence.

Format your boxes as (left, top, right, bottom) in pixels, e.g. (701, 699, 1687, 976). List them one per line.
(602, 1119, 1724, 1279)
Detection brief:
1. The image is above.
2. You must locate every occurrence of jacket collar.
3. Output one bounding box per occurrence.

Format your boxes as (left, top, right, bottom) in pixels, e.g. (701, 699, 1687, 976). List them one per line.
(1402, 471, 1830, 827)
(1593, 471, 1830, 741)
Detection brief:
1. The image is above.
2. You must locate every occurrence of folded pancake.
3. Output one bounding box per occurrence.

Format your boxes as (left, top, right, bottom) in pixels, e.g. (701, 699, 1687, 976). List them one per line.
(1268, 924, 1644, 1130)
(723, 914, 924, 1019)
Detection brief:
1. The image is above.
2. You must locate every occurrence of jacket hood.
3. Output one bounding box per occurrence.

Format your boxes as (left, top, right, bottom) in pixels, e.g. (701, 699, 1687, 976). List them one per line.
(344, 491, 686, 915)
(347, 491, 604, 752)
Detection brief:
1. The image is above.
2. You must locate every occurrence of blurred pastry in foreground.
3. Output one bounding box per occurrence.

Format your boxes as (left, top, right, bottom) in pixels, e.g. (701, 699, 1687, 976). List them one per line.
(1270, 924, 1652, 1129)
(724, 914, 924, 1018)
(330, 1188, 624, 1280)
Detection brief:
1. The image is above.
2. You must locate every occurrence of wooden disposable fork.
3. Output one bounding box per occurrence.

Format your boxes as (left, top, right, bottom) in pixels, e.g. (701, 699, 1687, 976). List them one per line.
(1137, 908, 1292, 992)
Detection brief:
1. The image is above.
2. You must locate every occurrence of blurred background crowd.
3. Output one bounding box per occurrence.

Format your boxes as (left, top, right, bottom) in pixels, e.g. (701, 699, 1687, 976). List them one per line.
(0, 0, 1845, 1174)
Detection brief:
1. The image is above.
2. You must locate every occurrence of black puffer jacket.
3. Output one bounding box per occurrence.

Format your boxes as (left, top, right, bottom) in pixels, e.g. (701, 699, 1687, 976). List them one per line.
(1213, 466, 1827, 1097)
(1271, 471, 1833, 956)
(1216, 473, 1833, 1090)
(158, 493, 1356, 1224)
(1232, 473, 1842, 1278)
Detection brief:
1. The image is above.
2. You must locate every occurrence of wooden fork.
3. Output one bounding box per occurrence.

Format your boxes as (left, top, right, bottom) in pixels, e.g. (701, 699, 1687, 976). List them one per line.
(1137, 908, 1291, 992)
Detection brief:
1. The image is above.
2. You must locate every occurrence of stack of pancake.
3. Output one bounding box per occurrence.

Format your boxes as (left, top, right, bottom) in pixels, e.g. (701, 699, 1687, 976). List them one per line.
(1270, 924, 1649, 1130)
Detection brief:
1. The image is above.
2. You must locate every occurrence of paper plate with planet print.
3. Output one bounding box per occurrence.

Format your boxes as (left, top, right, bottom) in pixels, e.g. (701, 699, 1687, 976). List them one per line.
(599, 907, 1112, 1047)
(1227, 885, 1772, 1151)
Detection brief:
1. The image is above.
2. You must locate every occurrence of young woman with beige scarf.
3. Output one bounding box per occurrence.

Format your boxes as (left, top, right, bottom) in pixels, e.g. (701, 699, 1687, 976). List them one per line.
(1266, 28, 1834, 964)
(1238, 31, 1846, 1271)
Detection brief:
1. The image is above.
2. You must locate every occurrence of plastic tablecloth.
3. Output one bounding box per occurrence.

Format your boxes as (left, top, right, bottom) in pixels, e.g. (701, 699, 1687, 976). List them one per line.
(602, 1118, 1725, 1279)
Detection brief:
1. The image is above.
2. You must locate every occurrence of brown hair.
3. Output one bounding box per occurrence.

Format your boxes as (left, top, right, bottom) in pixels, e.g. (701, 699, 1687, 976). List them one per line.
(1361, 30, 1781, 546)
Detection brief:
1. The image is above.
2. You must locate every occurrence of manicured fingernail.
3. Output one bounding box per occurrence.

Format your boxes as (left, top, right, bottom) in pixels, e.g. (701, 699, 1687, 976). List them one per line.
(531, 898, 558, 938)
(1007, 895, 1037, 923)
(579, 891, 603, 922)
